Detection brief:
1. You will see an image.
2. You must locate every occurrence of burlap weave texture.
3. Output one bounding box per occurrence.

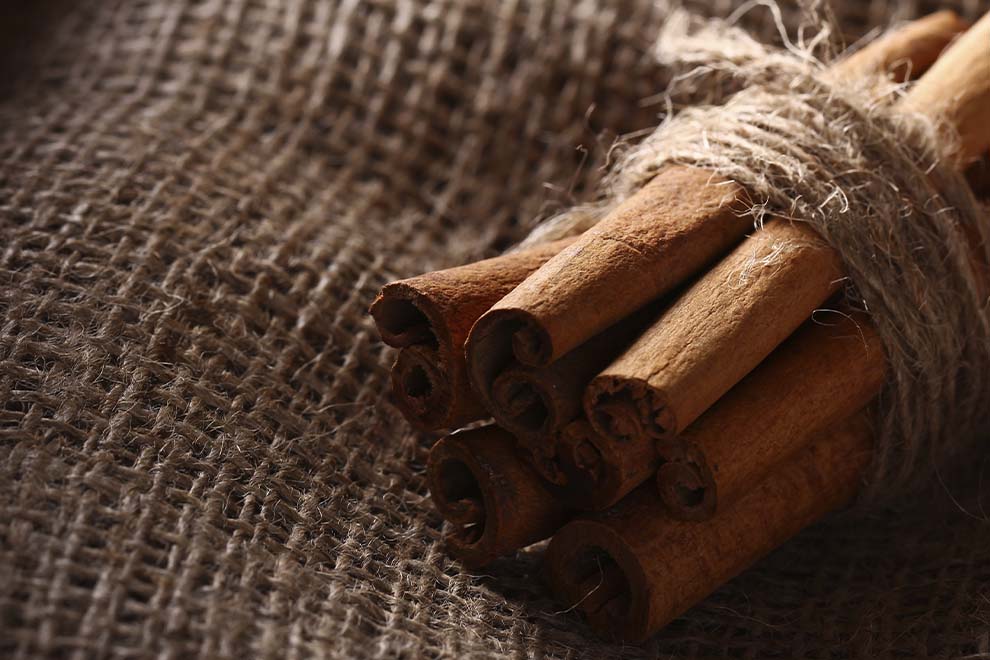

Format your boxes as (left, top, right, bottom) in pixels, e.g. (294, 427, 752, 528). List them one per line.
(2, 1, 990, 658)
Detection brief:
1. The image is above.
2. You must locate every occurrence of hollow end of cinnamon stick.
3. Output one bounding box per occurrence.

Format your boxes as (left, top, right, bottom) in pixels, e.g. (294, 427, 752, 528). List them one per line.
(655, 445, 717, 521)
(511, 318, 554, 366)
(544, 520, 646, 641)
(390, 346, 460, 429)
(427, 426, 570, 567)
(531, 449, 570, 486)
(585, 377, 676, 443)
(554, 419, 659, 510)
(490, 367, 558, 442)
(546, 413, 874, 642)
(466, 309, 551, 411)
(370, 283, 443, 348)
(483, 307, 661, 451)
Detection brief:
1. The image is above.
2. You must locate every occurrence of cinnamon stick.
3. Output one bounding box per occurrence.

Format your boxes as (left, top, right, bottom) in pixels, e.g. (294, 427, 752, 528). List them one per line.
(371, 238, 573, 430)
(899, 11, 990, 167)
(828, 10, 967, 82)
(551, 418, 657, 509)
(465, 12, 965, 409)
(544, 413, 873, 642)
(467, 165, 751, 374)
(656, 310, 885, 520)
(585, 13, 990, 445)
(390, 345, 487, 427)
(486, 305, 658, 453)
(426, 425, 571, 567)
(586, 221, 845, 442)
(552, 310, 883, 513)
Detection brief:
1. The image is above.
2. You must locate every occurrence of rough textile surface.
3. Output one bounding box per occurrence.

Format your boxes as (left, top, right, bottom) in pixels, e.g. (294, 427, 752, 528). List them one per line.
(529, 11, 990, 503)
(2, 1, 990, 659)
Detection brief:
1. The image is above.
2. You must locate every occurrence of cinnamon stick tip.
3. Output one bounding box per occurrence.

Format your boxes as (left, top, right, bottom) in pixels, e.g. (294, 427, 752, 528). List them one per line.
(585, 377, 676, 442)
(467, 308, 554, 397)
(545, 520, 647, 641)
(554, 425, 612, 508)
(370, 283, 442, 348)
(490, 368, 556, 440)
(555, 420, 657, 510)
(510, 318, 553, 366)
(427, 427, 570, 567)
(390, 347, 452, 430)
(655, 458, 716, 521)
(532, 453, 569, 486)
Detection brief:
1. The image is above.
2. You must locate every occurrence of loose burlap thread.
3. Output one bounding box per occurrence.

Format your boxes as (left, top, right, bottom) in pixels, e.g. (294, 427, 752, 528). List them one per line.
(529, 10, 990, 503)
(3, 2, 990, 659)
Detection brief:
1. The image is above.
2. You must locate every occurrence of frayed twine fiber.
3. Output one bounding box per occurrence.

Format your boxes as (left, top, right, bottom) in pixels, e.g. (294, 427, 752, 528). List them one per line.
(527, 8, 990, 503)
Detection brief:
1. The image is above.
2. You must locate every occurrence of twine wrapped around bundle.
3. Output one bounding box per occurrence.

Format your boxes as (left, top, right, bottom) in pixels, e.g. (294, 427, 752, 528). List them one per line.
(527, 10, 990, 502)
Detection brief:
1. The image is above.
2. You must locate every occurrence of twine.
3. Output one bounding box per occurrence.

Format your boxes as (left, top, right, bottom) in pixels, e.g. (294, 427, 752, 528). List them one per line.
(527, 10, 990, 502)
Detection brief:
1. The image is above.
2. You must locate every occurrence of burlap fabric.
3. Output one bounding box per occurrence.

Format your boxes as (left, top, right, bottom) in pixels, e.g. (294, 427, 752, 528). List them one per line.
(2, 1, 990, 658)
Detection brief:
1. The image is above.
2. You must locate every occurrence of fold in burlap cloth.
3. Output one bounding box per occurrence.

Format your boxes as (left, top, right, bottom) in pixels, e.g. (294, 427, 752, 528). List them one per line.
(2, 1, 990, 658)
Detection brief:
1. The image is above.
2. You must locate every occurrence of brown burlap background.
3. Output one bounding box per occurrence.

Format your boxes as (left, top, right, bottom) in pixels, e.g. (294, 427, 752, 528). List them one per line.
(3, 1, 990, 658)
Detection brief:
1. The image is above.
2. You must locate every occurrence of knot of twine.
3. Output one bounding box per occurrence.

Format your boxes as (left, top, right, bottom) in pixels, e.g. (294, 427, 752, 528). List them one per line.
(526, 9, 990, 503)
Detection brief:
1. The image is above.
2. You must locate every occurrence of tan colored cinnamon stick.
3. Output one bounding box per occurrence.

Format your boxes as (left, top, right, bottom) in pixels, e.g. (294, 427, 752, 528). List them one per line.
(467, 165, 751, 369)
(426, 425, 571, 567)
(465, 13, 965, 410)
(899, 11, 990, 167)
(554, 310, 884, 513)
(828, 10, 967, 82)
(585, 13, 990, 445)
(656, 310, 885, 520)
(371, 238, 573, 430)
(544, 412, 872, 642)
(586, 221, 845, 443)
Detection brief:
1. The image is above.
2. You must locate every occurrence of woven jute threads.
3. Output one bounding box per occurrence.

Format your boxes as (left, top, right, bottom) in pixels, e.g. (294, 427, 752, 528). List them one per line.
(4, 1, 990, 659)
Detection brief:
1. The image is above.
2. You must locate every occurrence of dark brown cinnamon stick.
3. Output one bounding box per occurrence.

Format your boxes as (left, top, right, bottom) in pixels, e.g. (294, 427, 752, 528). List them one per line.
(371, 238, 573, 430)
(544, 412, 872, 642)
(426, 425, 571, 567)
(390, 345, 487, 427)
(551, 418, 657, 510)
(485, 306, 658, 454)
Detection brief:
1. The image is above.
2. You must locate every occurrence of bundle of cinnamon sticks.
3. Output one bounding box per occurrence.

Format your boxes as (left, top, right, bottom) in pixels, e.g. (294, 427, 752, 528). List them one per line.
(370, 10, 990, 642)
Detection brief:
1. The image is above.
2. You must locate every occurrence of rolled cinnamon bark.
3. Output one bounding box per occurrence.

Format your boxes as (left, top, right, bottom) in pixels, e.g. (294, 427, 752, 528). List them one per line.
(551, 418, 658, 510)
(390, 345, 487, 428)
(828, 10, 967, 82)
(487, 306, 658, 452)
(371, 238, 573, 430)
(585, 13, 990, 446)
(427, 425, 571, 567)
(586, 221, 845, 443)
(899, 11, 990, 168)
(467, 166, 752, 370)
(557, 310, 883, 512)
(465, 12, 966, 410)
(544, 412, 872, 642)
(655, 310, 885, 520)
